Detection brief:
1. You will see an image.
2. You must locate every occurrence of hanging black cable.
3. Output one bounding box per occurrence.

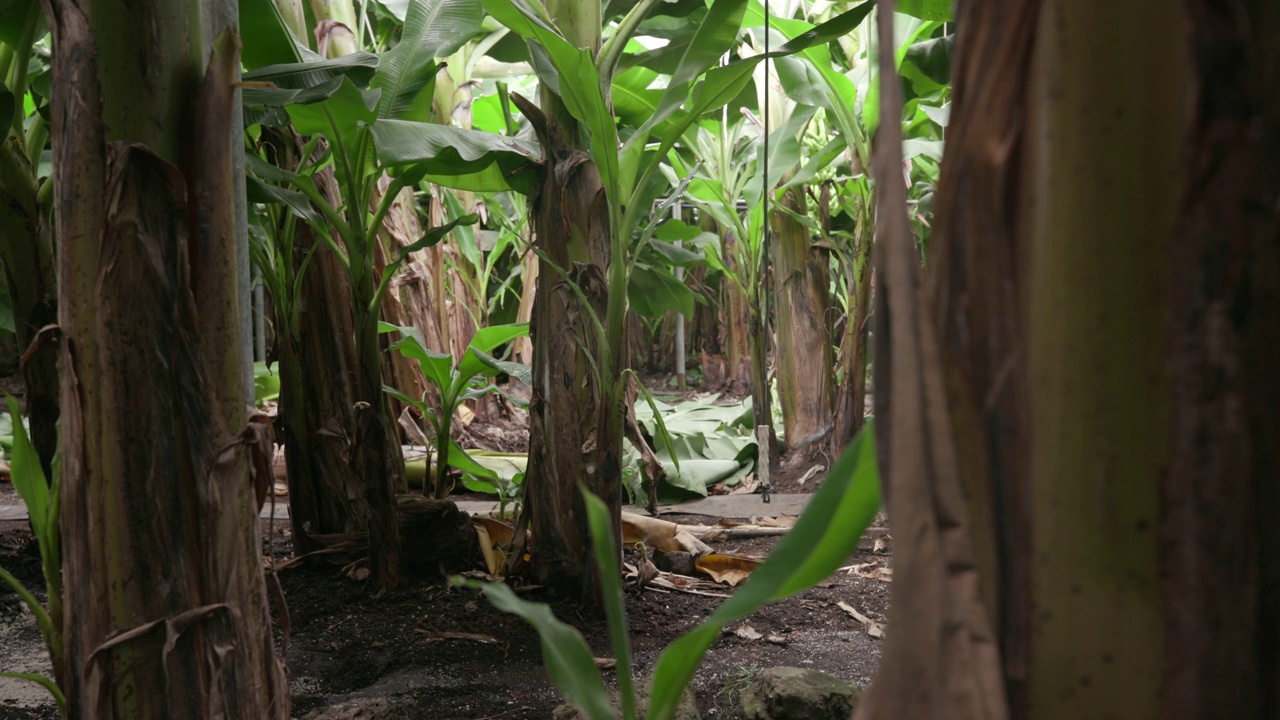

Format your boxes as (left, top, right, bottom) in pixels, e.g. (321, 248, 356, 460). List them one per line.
(760, 0, 772, 504)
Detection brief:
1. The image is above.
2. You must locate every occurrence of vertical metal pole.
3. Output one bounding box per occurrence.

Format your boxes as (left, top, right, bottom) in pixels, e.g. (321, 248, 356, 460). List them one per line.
(673, 200, 686, 389)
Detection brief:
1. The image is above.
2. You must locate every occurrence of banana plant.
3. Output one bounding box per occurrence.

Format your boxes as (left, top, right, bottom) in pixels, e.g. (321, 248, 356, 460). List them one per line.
(478, 0, 878, 591)
(463, 422, 881, 720)
(382, 321, 530, 499)
(0, 6, 58, 481)
(242, 0, 535, 585)
(0, 396, 65, 715)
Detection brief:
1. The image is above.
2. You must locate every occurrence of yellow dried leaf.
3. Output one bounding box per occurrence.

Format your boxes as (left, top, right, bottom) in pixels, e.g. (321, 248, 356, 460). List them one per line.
(695, 552, 763, 586)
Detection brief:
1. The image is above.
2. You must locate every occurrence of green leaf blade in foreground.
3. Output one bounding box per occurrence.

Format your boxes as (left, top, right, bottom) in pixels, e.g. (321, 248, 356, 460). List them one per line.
(585, 489, 639, 720)
(460, 581, 615, 720)
(645, 424, 881, 720)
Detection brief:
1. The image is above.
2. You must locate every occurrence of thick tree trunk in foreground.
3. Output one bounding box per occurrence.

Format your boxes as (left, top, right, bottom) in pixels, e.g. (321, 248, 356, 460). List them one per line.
(1160, 4, 1280, 717)
(772, 187, 834, 458)
(860, 1, 1280, 719)
(43, 0, 288, 715)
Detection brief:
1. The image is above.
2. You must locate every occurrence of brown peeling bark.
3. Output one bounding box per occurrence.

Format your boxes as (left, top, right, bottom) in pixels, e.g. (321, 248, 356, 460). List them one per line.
(1161, 4, 1280, 719)
(507, 75, 620, 602)
(864, 1, 1280, 720)
(44, 2, 288, 715)
(772, 187, 834, 459)
(854, 2, 1009, 719)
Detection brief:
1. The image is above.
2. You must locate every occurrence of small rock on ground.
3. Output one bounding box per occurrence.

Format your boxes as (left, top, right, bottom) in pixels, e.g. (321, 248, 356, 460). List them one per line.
(739, 666, 860, 720)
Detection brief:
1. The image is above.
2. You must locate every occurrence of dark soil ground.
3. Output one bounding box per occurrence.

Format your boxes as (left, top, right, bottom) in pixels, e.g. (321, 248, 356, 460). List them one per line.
(0, 488, 889, 720)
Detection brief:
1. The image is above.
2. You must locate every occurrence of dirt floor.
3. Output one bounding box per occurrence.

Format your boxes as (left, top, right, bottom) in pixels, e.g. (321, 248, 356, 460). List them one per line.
(0, 487, 888, 720)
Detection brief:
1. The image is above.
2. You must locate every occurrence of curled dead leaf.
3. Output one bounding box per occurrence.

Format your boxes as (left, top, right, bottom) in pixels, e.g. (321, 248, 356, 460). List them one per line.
(836, 600, 886, 639)
(473, 517, 514, 576)
(695, 552, 763, 586)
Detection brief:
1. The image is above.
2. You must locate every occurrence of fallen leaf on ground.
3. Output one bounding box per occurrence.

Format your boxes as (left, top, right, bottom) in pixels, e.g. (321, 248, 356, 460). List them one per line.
(696, 552, 764, 586)
(796, 464, 825, 486)
(756, 513, 798, 528)
(734, 625, 763, 640)
(622, 512, 712, 554)
(837, 600, 886, 639)
(841, 561, 894, 582)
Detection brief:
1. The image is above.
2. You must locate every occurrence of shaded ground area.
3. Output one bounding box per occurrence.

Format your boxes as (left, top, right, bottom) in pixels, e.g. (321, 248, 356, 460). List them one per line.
(0, 479, 889, 719)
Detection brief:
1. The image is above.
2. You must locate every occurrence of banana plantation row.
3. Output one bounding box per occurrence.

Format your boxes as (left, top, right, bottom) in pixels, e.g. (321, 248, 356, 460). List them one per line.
(4, 0, 1277, 718)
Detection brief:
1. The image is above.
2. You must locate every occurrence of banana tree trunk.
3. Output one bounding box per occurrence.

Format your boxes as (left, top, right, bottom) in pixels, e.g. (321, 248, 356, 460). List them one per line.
(715, 222, 752, 388)
(771, 187, 834, 459)
(43, 0, 288, 715)
(861, 1, 1280, 719)
(831, 212, 872, 452)
(511, 0, 621, 602)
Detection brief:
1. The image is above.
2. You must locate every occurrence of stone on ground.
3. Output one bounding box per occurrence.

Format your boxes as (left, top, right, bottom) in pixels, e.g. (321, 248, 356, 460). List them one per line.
(739, 666, 860, 720)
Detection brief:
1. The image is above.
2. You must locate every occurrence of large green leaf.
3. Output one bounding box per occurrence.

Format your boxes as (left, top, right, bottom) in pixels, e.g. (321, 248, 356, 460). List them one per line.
(385, 326, 454, 390)
(629, 264, 696, 319)
(245, 174, 323, 225)
(645, 425, 881, 720)
(897, 0, 952, 21)
(447, 439, 497, 479)
(458, 323, 529, 378)
(373, 0, 483, 120)
(285, 77, 380, 168)
(242, 53, 380, 90)
(612, 66, 664, 130)
(641, 1, 874, 180)
(239, 0, 313, 70)
(369, 119, 541, 194)
(469, 322, 530, 354)
(241, 56, 379, 126)
(0, 0, 37, 48)
(618, 0, 749, 195)
(482, 0, 620, 202)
